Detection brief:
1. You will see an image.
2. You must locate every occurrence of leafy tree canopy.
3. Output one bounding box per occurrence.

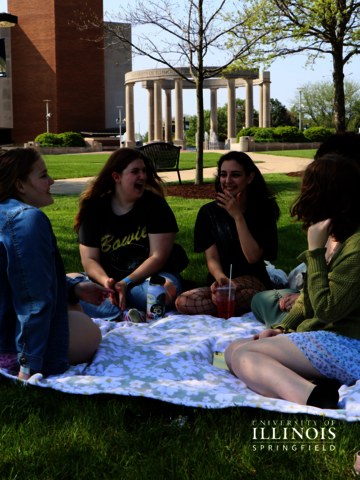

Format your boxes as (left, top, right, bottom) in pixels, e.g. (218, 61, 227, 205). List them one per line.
(226, 0, 360, 132)
(289, 80, 360, 129)
(270, 99, 294, 127)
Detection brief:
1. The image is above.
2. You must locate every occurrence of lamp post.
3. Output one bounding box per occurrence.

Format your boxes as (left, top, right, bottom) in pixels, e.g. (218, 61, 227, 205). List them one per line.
(297, 88, 304, 130)
(116, 106, 124, 148)
(0, 13, 18, 27)
(43, 100, 52, 133)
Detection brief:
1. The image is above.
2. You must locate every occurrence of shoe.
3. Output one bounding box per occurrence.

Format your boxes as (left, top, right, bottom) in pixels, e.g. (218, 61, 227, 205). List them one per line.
(121, 308, 146, 323)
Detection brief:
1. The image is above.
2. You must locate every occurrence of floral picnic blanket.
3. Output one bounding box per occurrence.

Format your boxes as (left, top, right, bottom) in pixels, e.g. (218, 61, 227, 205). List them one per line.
(1, 313, 359, 421)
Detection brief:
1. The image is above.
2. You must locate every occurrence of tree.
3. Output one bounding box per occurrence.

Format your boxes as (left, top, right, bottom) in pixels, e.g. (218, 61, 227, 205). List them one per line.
(75, 0, 271, 184)
(227, 0, 360, 133)
(270, 98, 294, 127)
(289, 79, 360, 128)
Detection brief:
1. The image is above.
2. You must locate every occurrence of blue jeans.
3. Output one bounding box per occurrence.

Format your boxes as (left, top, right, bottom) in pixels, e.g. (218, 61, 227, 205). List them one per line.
(77, 272, 182, 321)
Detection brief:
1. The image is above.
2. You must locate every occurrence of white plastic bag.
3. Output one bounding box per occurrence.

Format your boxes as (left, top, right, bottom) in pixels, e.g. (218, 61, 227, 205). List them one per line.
(287, 263, 307, 290)
(265, 261, 289, 287)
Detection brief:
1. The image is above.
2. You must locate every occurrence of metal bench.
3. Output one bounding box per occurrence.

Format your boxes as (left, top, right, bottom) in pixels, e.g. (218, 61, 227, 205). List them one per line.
(136, 142, 182, 184)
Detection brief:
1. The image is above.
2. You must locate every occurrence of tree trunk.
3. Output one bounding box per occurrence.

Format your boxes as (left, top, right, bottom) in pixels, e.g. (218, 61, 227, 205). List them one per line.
(195, 77, 204, 184)
(333, 44, 346, 133)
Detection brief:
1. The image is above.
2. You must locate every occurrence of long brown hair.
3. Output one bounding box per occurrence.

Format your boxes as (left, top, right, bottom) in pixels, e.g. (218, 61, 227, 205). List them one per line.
(290, 154, 360, 242)
(215, 151, 280, 221)
(0, 148, 41, 202)
(74, 148, 166, 233)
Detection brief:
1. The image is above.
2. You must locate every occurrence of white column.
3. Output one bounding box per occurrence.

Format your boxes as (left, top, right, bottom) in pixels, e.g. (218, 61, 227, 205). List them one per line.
(210, 88, 218, 135)
(147, 87, 154, 143)
(259, 84, 263, 128)
(227, 79, 236, 141)
(125, 82, 136, 147)
(245, 79, 254, 128)
(154, 79, 163, 142)
(263, 81, 271, 128)
(174, 78, 185, 148)
(164, 88, 172, 143)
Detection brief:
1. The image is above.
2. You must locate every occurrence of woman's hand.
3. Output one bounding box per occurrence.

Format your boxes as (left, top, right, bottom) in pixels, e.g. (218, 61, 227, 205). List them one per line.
(114, 280, 128, 310)
(216, 192, 243, 221)
(210, 277, 236, 304)
(308, 219, 332, 251)
(279, 293, 300, 312)
(252, 328, 284, 340)
(74, 282, 113, 306)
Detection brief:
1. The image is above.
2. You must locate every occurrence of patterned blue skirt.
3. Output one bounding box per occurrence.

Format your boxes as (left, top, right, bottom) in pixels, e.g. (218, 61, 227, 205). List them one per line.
(287, 331, 360, 386)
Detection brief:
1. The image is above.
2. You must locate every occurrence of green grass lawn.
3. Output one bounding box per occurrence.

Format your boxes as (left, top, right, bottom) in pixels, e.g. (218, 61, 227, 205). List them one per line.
(256, 149, 316, 159)
(0, 173, 358, 478)
(43, 152, 226, 179)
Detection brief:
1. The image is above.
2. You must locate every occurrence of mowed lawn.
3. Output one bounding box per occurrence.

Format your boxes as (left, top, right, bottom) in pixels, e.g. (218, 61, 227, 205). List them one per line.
(0, 173, 358, 478)
(43, 152, 225, 179)
(257, 149, 316, 159)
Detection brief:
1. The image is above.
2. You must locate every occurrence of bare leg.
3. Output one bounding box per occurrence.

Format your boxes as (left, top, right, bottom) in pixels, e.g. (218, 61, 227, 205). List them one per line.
(68, 311, 102, 366)
(224, 338, 253, 374)
(229, 335, 327, 405)
(68, 301, 83, 313)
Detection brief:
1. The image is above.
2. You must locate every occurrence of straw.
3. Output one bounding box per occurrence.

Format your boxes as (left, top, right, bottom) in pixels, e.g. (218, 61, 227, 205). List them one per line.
(228, 264, 233, 303)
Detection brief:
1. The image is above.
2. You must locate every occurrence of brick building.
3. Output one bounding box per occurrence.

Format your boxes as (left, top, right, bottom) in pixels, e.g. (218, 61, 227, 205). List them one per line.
(0, 0, 130, 144)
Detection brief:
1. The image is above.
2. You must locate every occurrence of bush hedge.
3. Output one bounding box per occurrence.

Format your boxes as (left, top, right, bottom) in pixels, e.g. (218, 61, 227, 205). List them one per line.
(35, 132, 85, 147)
(236, 126, 318, 143)
(303, 127, 334, 142)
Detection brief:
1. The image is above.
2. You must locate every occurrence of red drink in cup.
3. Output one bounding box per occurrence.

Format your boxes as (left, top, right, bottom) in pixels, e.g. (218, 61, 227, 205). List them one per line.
(216, 286, 235, 319)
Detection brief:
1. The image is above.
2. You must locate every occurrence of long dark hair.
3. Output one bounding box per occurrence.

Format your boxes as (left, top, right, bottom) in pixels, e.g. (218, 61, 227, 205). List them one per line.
(0, 148, 41, 202)
(290, 154, 360, 242)
(215, 151, 280, 221)
(74, 148, 165, 233)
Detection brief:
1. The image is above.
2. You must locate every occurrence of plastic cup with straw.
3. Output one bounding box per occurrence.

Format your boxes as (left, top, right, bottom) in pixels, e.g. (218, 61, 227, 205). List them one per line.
(216, 264, 235, 319)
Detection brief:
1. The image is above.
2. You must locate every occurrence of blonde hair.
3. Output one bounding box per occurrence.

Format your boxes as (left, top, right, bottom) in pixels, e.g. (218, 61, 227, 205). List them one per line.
(74, 148, 166, 233)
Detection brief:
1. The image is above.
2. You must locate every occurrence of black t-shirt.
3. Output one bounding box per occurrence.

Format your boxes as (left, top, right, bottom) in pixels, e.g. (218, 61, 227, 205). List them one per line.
(78, 190, 179, 281)
(194, 201, 278, 288)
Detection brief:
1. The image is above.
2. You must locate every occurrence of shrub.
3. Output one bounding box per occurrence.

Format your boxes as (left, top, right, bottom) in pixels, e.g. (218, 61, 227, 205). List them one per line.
(274, 126, 308, 143)
(218, 132, 227, 142)
(58, 132, 85, 147)
(237, 127, 259, 142)
(347, 116, 360, 133)
(254, 127, 279, 143)
(303, 127, 334, 142)
(35, 133, 63, 147)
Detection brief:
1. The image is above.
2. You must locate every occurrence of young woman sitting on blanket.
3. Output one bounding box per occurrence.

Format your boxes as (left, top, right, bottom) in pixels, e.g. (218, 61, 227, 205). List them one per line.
(175, 151, 280, 317)
(225, 154, 360, 409)
(251, 132, 360, 327)
(73, 148, 182, 321)
(0, 148, 114, 380)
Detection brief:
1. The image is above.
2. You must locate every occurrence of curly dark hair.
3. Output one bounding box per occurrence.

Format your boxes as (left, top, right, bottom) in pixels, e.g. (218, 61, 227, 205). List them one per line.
(315, 132, 360, 163)
(214, 151, 280, 221)
(290, 154, 360, 242)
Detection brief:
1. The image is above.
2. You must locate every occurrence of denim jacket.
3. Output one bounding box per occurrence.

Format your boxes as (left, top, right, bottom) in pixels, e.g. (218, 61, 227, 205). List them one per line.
(0, 199, 78, 375)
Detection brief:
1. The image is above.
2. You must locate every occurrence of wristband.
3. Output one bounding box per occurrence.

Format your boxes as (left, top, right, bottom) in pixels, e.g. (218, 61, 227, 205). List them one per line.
(123, 277, 133, 289)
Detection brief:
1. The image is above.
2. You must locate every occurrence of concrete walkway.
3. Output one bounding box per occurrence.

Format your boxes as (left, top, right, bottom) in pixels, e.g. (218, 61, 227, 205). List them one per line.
(51, 152, 312, 194)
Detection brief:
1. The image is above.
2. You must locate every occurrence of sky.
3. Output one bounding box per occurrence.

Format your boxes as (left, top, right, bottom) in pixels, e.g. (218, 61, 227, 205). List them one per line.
(2, 0, 360, 135)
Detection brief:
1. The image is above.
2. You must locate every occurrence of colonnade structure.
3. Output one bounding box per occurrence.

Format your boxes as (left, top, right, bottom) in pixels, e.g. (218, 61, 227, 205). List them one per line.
(124, 67, 271, 148)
